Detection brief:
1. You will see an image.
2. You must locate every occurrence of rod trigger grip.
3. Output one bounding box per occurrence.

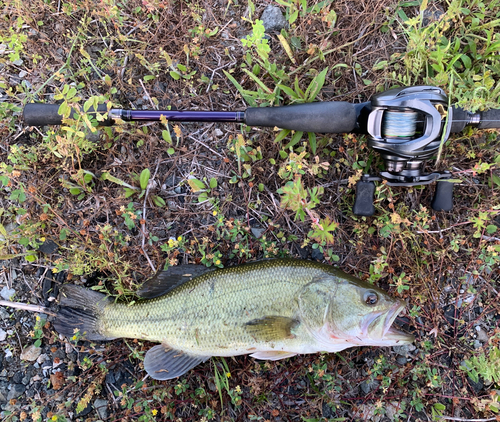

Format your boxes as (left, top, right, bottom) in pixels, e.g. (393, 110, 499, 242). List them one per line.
(431, 180, 454, 211)
(353, 178, 375, 216)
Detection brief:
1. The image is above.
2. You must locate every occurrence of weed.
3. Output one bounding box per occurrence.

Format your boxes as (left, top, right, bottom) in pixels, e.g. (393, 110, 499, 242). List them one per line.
(227, 133, 263, 181)
(461, 346, 500, 386)
(213, 357, 242, 408)
(383, 0, 500, 111)
(187, 175, 219, 203)
(278, 177, 323, 222)
(0, 17, 28, 63)
(30, 315, 46, 348)
(101, 169, 166, 207)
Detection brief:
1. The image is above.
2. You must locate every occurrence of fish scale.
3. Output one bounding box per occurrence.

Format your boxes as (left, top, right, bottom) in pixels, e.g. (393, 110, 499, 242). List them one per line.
(100, 260, 323, 355)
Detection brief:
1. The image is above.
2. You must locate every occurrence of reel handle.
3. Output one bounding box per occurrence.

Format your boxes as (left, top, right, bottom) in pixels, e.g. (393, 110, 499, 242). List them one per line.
(353, 178, 375, 216)
(431, 180, 454, 211)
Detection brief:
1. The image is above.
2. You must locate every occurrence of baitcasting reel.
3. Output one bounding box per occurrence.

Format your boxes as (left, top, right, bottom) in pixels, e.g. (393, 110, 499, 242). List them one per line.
(354, 86, 455, 216)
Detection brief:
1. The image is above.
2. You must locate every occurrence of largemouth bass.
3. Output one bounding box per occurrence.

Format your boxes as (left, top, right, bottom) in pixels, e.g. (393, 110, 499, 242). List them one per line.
(54, 258, 414, 380)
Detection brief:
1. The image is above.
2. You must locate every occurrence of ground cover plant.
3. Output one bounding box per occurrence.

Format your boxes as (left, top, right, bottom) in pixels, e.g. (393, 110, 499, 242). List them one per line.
(0, 0, 500, 420)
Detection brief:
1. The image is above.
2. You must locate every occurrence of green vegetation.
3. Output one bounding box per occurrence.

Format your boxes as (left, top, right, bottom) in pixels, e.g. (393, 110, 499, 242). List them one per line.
(0, 0, 499, 420)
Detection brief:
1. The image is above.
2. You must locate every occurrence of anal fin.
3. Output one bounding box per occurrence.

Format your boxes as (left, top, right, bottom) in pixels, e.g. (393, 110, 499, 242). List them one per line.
(144, 344, 210, 380)
(250, 351, 298, 361)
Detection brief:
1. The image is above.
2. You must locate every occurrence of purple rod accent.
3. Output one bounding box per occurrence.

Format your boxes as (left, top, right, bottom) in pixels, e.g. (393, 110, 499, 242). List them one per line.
(123, 109, 246, 123)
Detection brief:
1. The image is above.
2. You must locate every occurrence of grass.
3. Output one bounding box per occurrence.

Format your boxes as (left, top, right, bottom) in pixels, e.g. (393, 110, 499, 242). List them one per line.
(0, 0, 500, 420)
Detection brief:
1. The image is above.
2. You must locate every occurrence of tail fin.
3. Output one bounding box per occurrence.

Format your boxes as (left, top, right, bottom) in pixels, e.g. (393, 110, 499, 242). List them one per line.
(54, 285, 116, 341)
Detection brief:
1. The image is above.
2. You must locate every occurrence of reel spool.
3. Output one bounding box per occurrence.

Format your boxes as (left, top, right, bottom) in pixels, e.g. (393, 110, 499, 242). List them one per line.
(353, 86, 454, 216)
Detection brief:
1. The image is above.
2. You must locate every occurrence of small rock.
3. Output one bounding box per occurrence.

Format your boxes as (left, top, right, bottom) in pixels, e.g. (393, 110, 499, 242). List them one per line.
(38, 239, 59, 254)
(311, 247, 324, 261)
(76, 401, 93, 417)
(0, 307, 10, 319)
(0, 287, 15, 301)
(7, 383, 25, 401)
(167, 200, 178, 211)
(475, 326, 489, 343)
(12, 59, 23, 66)
(392, 344, 415, 356)
(0, 329, 6, 341)
(396, 356, 407, 365)
(94, 398, 109, 420)
(360, 379, 379, 394)
(251, 227, 265, 239)
(18, 70, 27, 78)
(105, 371, 116, 384)
(260, 5, 287, 33)
(36, 353, 48, 365)
(164, 174, 180, 189)
(422, 5, 445, 27)
(11, 372, 22, 384)
(214, 128, 224, 137)
(20, 345, 42, 362)
(22, 79, 32, 90)
(322, 402, 335, 418)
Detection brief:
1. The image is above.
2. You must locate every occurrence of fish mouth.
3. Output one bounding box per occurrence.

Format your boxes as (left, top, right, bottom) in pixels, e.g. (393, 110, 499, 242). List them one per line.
(381, 301, 415, 343)
(361, 301, 414, 344)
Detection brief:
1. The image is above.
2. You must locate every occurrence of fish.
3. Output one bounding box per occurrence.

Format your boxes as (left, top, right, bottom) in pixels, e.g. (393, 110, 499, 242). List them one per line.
(53, 258, 414, 380)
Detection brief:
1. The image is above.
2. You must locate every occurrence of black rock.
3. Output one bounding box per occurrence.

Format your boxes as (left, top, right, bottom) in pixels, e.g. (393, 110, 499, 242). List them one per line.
(311, 247, 324, 261)
(322, 402, 336, 418)
(76, 401, 93, 417)
(38, 239, 59, 255)
(42, 272, 53, 302)
(468, 375, 484, 395)
(164, 174, 180, 189)
(443, 304, 458, 325)
(422, 5, 445, 27)
(260, 5, 287, 33)
(296, 245, 309, 259)
(105, 371, 116, 384)
(7, 383, 26, 401)
(11, 371, 23, 384)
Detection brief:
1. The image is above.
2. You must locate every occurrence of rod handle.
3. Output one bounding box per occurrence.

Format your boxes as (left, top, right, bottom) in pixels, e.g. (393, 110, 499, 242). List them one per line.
(245, 102, 357, 133)
(23, 103, 112, 126)
(477, 108, 500, 129)
(431, 181, 454, 212)
(353, 180, 375, 216)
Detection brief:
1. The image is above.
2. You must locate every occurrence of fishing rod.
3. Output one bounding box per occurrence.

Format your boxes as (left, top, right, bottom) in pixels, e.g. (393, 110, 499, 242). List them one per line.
(23, 86, 500, 216)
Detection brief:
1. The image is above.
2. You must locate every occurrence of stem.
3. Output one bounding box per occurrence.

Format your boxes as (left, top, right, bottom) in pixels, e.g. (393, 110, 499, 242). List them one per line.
(0, 300, 56, 316)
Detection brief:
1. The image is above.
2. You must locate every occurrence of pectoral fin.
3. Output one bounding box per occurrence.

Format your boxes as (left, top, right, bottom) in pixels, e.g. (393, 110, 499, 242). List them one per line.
(244, 316, 299, 342)
(144, 345, 210, 380)
(250, 351, 298, 361)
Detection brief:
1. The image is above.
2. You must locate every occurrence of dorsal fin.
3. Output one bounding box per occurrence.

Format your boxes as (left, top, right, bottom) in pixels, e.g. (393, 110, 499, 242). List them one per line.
(137, 264, 214, 299)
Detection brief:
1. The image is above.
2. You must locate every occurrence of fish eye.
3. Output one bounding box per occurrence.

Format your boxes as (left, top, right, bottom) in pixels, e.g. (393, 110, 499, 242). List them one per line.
(364, 291, 379, 305)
